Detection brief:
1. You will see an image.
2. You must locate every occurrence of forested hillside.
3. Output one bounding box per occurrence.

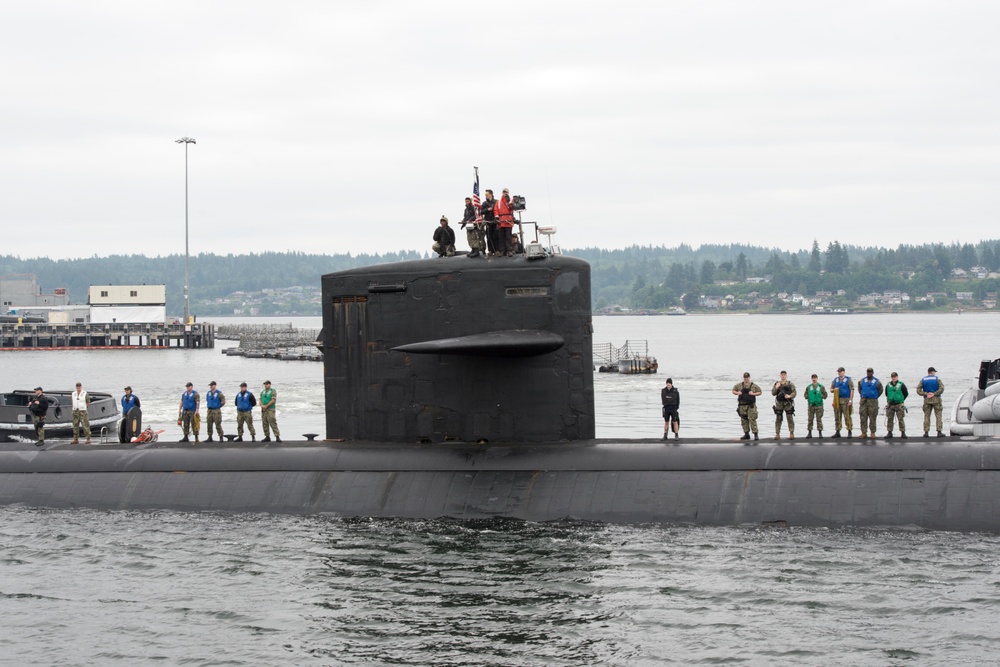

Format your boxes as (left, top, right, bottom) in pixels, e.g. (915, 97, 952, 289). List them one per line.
(2, 239, 998, 315)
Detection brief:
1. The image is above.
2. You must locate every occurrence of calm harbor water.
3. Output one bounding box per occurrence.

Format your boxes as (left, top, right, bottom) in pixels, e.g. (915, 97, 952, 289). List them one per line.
(1, 313, 998, 665)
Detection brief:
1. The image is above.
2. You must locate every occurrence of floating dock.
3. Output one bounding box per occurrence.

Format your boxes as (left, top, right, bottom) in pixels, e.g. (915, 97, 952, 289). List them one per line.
(0, 322, 214, 349)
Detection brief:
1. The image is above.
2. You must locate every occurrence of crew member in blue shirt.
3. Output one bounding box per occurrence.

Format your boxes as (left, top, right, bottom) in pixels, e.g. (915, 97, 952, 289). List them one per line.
(917, 367, 945, 437)
(177, 382, 200, 443)
(205, 381, 226, 442)
(121, 386, 141, 415)
(234, 382, 257, 442)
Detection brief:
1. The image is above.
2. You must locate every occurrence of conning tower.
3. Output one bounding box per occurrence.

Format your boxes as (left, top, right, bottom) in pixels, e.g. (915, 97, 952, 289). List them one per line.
(320, 255, 594, 443)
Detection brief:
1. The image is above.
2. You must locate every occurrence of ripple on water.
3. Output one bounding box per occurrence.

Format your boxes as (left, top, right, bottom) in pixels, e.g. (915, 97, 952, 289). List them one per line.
(1, 509, 1000, 665)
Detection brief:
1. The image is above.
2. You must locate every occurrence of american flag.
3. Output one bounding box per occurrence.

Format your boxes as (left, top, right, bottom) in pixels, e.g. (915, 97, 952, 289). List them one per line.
(472, 167, 482, 221)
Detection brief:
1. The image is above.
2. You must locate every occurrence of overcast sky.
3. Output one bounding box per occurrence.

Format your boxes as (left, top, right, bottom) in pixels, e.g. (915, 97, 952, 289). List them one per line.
(4, 1, 999, 260)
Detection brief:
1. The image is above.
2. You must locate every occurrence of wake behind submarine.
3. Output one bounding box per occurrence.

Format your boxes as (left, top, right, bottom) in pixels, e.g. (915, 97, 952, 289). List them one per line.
(2, 253, 1000, 531)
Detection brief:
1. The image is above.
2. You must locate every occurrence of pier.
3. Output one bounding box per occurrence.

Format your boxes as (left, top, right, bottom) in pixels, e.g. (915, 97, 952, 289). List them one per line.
(217, 323, 321, 361)
(0, 322, 215, 350)
(594, 339, 658, 374)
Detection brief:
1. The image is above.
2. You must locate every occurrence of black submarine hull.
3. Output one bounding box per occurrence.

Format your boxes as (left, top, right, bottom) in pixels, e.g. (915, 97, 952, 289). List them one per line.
(2, 438, 999, 531)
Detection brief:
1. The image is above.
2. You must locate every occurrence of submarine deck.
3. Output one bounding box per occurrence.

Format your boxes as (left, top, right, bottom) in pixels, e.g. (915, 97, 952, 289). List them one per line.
(2, 437, 999, 531)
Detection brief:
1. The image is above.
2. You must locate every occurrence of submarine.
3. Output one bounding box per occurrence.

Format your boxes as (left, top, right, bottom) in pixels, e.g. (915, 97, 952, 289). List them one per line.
(2, 252, 1000, 532)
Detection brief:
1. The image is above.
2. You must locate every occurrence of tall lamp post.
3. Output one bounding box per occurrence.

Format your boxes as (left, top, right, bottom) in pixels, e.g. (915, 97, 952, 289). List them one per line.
(175, 137, 196, 324)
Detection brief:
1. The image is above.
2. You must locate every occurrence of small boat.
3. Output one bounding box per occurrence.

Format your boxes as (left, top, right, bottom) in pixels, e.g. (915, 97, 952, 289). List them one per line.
(0, 390, 120, 441)
(949, 358, 1000, 436)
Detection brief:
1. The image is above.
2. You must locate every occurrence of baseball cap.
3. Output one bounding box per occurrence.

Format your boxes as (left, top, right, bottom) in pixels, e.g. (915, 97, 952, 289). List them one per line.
(240, 382, 247, 387)
(124, 386, 132, 391)
(928, 366, 936, 373)
(185, 382, 193, 387)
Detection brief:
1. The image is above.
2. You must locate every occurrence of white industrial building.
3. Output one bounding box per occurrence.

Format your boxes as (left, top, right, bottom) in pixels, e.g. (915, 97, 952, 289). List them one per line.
(89, 285, 167, 324)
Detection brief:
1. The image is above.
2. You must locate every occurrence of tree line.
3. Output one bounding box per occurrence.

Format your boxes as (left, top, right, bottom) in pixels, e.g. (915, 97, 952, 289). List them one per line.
(2, 240, 998, 314)
(570, 240, 1000, 311)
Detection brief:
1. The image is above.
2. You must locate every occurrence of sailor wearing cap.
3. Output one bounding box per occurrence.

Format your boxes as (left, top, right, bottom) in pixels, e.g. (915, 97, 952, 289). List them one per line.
(121, 386, 141, 416)
(234, 382, 257, 442)
(205, 381, 226, 443)
(857, 368, 883, 440)
(732, 372, 762, 442)
(27, 387, 49, 446)
(260, 380, 282, 443)
(917, 366, 945, 437)
(830, 367, 855, 438)
(432, 215, 456, 257)
(70, 381, 91, 445)
(177, 381, 201, 443)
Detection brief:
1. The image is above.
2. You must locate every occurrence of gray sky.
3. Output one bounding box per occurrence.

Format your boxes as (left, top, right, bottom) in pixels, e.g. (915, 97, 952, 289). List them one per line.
(4, 1, 999, 259)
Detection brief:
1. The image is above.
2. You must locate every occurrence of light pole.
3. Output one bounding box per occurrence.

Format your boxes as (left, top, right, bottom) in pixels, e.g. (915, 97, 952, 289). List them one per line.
(175, 137, 196, 324)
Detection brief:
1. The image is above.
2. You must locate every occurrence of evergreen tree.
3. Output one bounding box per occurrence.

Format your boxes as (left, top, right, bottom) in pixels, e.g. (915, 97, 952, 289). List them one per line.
(808, 240, 822, 272)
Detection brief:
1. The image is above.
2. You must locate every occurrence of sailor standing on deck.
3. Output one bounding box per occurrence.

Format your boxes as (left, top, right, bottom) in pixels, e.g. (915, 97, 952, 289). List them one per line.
(177, 382, 200, 443)
(771, 371, 796, 440)
(732, 372, 762, 442)
(804, 374, 828, 439)
(661, 378, 680, 440)
(857, 368, 883, 440)
(460, 197, 486, 258)
(830, 367, 854, 438)
(260, 380, 282, 443)
(234, 382, 257, 442)
(495, 188, 515, 256)
(27, 387, 48, 446)
(70, 382, 91, 445)
(917, 367, 945, 437)
(205, 381, 226, 442)
(481, 189, 498, 255)
(121, 386, 140, 415)
(884, 372, 909, 439)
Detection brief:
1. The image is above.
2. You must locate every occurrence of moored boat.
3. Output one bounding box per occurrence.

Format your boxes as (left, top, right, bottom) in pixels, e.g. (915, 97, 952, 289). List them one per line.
(0, 390, 120, 441)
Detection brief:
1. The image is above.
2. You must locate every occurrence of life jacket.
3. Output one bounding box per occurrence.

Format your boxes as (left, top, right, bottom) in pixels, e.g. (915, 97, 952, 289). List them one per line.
(261, 388, 276, 408)
(886, 382, 906, 404)
(832, 376, 852, 398)
(921, 375, 939, 394)
(805, 384, 825, 406)
(71, 391, 88, 410)
(181, 390, 198, 411)
(859, 377, 880, 399)
(661, 387, 679, 408)
(122, 394, 138, 414)
(236, 391, 255, 412)
(495, 196, 514, 227)
(206, 389, 223, 409)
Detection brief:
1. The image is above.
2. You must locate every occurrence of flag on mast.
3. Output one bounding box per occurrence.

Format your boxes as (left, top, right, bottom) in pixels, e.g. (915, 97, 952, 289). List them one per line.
(472, 167, 483, 222)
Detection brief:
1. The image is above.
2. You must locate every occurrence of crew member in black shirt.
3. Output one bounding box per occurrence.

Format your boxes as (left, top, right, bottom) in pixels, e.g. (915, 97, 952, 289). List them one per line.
(661, 378, 680, 440)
